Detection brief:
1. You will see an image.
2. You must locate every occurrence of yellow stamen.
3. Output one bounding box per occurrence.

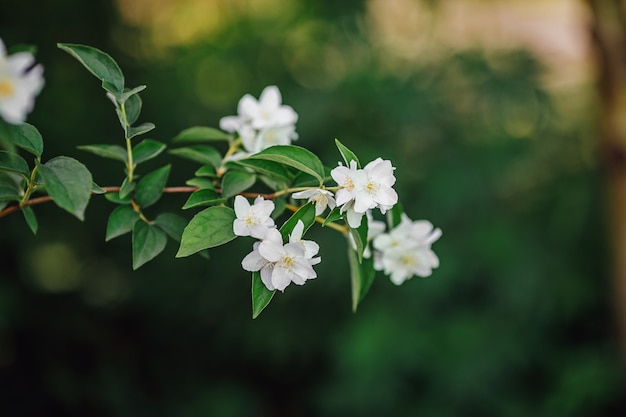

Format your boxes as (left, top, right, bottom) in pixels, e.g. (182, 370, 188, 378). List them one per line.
(0, 79, 14, 98)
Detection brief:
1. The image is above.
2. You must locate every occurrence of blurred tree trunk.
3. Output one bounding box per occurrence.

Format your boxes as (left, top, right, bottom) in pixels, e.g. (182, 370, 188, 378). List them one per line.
(588, 0, 626, 358)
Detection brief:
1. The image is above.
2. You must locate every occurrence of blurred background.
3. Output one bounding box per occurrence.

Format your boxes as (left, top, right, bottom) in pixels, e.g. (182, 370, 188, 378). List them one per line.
(1, 0, 625, 415)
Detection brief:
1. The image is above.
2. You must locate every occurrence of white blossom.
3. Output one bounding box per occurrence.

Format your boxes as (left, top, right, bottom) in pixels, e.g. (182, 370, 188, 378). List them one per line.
(233, 195, 276, 239)
(0, 38, 44, 124)
(373, 216, 441, 285)
(289, 220, 321, 262)
(291, 188, 336, 216)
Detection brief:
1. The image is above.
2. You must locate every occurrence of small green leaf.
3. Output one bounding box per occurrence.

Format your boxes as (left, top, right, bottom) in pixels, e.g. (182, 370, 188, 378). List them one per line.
(57, 43, 125, 94)
(22, 206, 38, 235)
(182, 189, 225, 209)
(118, 85, 146, 103)
(11, 123, 43, 157)
(323, 206, 343, 226)
(127, 122, 155, 140)
(104, 190, 131, 205)
(124, 92, 143, 125)
(133, 139, 166, 165)
(105, 205, 140, 241)
(153, 212, 187, 241)
(169, 146, 222, 168)
(221, 170, 256, 199)
(347, 244, 375, 312)
(335, 138, 361, 168)
(247, 145, 325, 185)
(233, 159, 291, 184)
(38, 156, 92, 220)
(349, 215, 369, 262)
(78, 144, 127, 163)
(176, 206, 236, 257)
(172, 126, 230, 143)
(0, 151, 30, 177)
(132, 221, 167, 269)
(119, 177, 135, 199)
(194, 164, 216, 178)
(91, 182, 106, 194)
(387, 200, 404, 229)
(135, 164, 170, 208)
(0, 186, 20, 201)
(252, 271, 275, 319)
(185, 177, 215, 189)
(0, 171, 23, 201)
(279, 202, 316, 241)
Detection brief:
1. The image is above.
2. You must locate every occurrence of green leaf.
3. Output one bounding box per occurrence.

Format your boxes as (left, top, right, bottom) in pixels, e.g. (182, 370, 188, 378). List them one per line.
(0, 151, 30, 177)
(387, 200, 404, 229)
(78, 144, 127, 163)
(22, 206, 38, 235)
(118, 85, 147, 103)
(233, 159, 291, 184)
(0, 186, 20, 201)
(335, 138, 361, 168)
(153, 212, 187, 241)
(347, 245, 375, 312)
(38, 156, 92, 220)
(349, 215, 369, 262)
(119, 177, 135, 199)
(185, 177, 215, 189)
(104, 190, 131, 205)
(124, 91, 143, 125)
(194, 164, 216, 178)
(133, 139, 166, 165)
(57, 43, 125, 94)
(176, 206, 236, 257)
(221, 170, 256, 199)
(182, 189, 226, 209)
(105, 205, 140, 241)
(127, 122, 155, 140)
(323, 206, 343, 226)
(0, 171, 23, 201)
(278, 202, 316, 241)
(135, 164, 170, 208)
(132, 221, 167, 269)
(247, 145, 325, 185)
(91, 182, 106, 194)
(252, 271, 275, 319)
(169, 146, 222, 168)
(172, 126, 230, 143)
(11, 123, 43, 157)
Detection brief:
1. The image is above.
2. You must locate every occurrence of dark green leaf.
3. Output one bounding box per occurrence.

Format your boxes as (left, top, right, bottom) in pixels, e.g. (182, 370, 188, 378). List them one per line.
(135, 164, 170, 208)
(176, 206, 236, 257)
(194, 164, 216, 177)
(105, 205, 139, 241)
(169, 145, 222, 168)
(185, 177, 215, 189)
(252, 271, 275, 319)
(323, 206, 343, 226)
(0, 186, 20, 201)
(221, 170, 256, 199)
(38, 156, 92, 220)
(127, 122, 155, 140)
(279, 202, 316, 241)
(347, 244, 375, 312)
(22, 206, 38, 235)
(78, 144, 127, 163)
(119, 85, 146, 102)
(0, 151, 30, 177)
(182, 189, 225, 209)
(234, 158, 291, 184)
(133, 139, 166, 165)
(119, 177, 135, 199)
(172, 126, 230, 143)
(349, 215, 369, 262)
(335, 138, 361, 168)
(387, 200, 404, 229)
(124, 91, 143, 125)
(104, 190, 131, 205)
(154, 212, 187, 241)
(247, 145, 325, 185)
(91, 182, 106, 194)
(132, 221, 167, 269)
(57, 43, 125, 94)
(11, 123, 43, 157)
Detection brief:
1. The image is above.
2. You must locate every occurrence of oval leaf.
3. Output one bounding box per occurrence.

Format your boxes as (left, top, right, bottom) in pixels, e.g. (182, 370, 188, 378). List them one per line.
(169, 146, 222, 168)
(347, 244, 375, 312)
(78, 144, 127, 163)
(57, 43, 125, 94)
(172, 126, 230, 143)
(182, 189, 225, 210)
(335, 138, 361, 168)
(221, 170, 256, 199)
(0, 151, 30, 177)
(252, 271, 276, 319)
(106, 205, 140, 241)
(11, 123, 43, 157)
(279, 202, 316, 241)
(247, 145, 325, 185)
(132, 221, 167, 270)
(133, 139, 166, 165)
(176, 206, 236, 257)
(135, 164, 171, 208)
(38, 156, 92, 220)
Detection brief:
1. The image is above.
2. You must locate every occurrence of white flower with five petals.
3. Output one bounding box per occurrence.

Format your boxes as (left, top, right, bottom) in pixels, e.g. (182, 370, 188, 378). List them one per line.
(233, 195, 276, 239)
(291, 188, 336, 216)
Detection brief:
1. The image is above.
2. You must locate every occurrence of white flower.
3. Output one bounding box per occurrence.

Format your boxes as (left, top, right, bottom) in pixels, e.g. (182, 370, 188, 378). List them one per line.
(241, 227, 318, 292)
(330, 158, 398, 228)
(289, 220, 321, 262)
(241, 124, 298, 154)
(373, 216, 442, 284)
(233, 195, 276, 239)
(291, 188, 336, 216)
(238, 85, 298, 130)
(0, 38, 44, 124)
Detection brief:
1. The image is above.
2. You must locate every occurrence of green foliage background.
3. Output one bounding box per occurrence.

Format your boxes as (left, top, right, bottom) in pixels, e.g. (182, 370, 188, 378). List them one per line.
(1, 0, 624, 415)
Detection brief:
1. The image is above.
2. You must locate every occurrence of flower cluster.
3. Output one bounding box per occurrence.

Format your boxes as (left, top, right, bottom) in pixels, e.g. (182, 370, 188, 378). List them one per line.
(0, 38, 44, 124)
(219, 85, 298, 157)
(372, 214, 442, 285)
(234, 195, 321, 292)
(330, 158, 398, 228)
